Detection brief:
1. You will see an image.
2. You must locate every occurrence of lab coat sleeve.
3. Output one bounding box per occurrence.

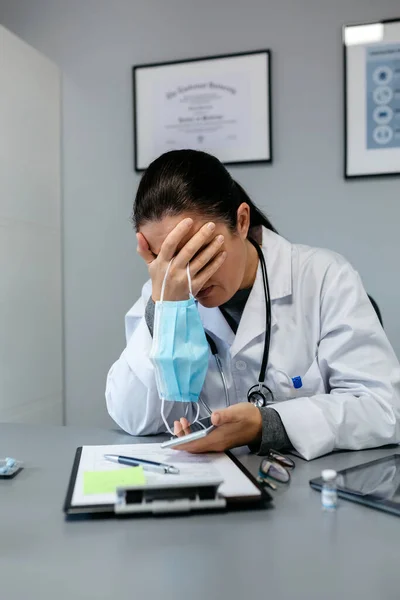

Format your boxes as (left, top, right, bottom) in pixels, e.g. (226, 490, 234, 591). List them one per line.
(272, 261, 400, 460)
(105, 281, 198, 435)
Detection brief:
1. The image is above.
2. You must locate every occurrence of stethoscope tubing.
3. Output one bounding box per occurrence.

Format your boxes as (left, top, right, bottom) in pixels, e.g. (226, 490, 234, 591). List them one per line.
(204, 237, 272, 409)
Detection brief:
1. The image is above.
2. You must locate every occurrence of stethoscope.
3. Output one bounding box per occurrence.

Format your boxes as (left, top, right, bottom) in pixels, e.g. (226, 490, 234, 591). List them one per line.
(204, 237, 273, 409)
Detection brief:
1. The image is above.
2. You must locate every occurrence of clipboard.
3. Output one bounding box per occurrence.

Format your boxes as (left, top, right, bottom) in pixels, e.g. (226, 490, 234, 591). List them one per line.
(63, 444, 272, 518)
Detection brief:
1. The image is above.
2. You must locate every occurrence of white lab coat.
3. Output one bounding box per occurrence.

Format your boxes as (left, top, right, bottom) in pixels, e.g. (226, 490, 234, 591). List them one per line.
(106, 229, 400, 460)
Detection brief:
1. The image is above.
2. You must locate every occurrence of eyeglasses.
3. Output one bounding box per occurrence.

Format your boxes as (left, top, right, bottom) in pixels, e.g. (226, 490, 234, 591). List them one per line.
(258, 450, 295, 489)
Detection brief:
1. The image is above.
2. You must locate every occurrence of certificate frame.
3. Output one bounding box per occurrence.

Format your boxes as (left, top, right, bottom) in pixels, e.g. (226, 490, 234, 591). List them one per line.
(343, 18, 400, 179)
(133, 50, 272, 172)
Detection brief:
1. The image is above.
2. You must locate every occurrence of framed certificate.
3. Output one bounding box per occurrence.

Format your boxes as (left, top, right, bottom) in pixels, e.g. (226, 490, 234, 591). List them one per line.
(133, 50, 272, 171)
(344, 18, 400, 179)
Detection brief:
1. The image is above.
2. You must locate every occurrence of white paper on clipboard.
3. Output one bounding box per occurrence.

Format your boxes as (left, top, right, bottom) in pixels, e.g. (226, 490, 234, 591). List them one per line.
(70, 444, 261, 507)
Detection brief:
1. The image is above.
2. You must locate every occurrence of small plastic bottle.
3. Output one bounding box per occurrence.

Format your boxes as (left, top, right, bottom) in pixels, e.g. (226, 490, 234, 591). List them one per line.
(321, 469, 338, 511)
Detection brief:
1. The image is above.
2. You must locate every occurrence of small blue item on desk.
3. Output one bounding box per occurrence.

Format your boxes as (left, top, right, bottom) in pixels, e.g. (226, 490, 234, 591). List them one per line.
(0, 457, 23, 478)
(292, 376, 303, 389)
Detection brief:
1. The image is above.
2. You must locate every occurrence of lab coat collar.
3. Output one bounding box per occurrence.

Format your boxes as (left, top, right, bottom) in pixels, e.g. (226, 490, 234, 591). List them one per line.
(261, 228, 292, 301)
(199, 228, 293, 356)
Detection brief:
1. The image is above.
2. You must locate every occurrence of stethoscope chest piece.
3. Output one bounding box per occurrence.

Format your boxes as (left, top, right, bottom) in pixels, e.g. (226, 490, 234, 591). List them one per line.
(247, 384, 274, 408)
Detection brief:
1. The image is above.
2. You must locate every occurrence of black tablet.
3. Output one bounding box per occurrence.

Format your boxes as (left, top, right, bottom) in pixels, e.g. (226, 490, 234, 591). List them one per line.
(310, 454, 400, 517)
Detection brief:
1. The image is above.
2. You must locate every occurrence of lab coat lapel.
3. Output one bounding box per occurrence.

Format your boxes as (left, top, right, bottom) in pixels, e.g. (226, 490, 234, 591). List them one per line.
(230, 229, 293, 359)
(198, 229, 293, 353)
(230, 261, 268, 358)
(198, 304, 236, 347)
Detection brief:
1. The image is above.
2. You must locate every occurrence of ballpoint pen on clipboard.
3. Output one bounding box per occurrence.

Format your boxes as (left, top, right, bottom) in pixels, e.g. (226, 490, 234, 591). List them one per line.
(104, 454, 180, 475)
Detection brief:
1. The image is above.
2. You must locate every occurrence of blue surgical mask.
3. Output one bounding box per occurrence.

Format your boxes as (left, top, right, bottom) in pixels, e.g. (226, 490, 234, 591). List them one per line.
(150, 262, 209, 434)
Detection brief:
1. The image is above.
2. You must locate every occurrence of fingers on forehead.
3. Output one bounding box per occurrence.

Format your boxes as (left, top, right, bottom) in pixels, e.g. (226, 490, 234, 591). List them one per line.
(160, 222, 212, 257)
(156, 220, 193, 255)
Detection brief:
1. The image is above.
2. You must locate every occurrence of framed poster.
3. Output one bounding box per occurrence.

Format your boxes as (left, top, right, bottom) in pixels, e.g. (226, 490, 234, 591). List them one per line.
(133, 50, 272, 172)
(344, 18, 400, 178)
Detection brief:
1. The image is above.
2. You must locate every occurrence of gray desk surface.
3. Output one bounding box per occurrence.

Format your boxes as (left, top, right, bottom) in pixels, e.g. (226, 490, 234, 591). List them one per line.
(0, 423, 399, 600)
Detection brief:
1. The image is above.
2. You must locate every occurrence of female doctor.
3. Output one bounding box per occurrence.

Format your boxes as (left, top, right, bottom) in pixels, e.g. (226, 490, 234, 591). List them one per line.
(106, 150, 400, 460)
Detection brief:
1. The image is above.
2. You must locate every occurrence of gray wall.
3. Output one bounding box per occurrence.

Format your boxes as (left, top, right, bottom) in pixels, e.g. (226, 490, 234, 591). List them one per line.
(1, 0, 399, 428)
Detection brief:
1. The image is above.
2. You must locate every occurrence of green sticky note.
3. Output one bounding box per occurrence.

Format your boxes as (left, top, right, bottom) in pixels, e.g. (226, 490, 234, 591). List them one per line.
(83, 467, 146, 495)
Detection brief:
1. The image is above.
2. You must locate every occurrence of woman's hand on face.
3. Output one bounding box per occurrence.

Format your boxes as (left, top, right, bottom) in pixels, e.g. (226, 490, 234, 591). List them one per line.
(136, 218, 227, 302)
(172, 403, 263, 453)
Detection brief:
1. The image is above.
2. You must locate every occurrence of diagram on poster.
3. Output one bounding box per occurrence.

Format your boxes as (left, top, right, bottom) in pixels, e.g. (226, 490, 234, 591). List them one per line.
(366, 44, 400, 150)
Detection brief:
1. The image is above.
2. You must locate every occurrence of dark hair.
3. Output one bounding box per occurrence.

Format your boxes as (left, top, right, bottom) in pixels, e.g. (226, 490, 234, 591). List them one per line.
(132, 150, 277, 240)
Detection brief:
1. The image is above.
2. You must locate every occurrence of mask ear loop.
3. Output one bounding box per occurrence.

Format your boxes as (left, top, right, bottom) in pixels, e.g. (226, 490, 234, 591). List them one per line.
(185, 263, 201, 428)
(161, 399, 201, 436)
(160, 261, 192, 303)
(187, 263, 193, 298)
(159, 259, 175, 436)
(159, 259, 174, 303)
(161, 397, 175, 436)
(159, 260, 201, 435)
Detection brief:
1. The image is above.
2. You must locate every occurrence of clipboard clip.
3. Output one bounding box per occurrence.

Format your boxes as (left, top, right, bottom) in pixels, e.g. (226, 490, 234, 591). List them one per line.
(114, 479, 226, 515)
